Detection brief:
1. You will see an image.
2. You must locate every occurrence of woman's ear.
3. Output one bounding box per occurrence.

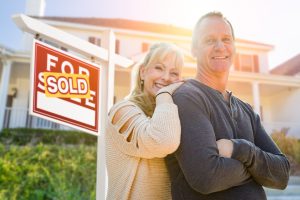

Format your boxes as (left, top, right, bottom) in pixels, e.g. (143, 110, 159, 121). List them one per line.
(139, 65, 146, 80)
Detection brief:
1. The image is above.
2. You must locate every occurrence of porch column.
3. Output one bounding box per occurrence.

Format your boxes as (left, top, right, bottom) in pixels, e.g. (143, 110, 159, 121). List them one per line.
(0, 60, 12, 131)
(130, 65, 136, 93)
(252, 81, 261, 115)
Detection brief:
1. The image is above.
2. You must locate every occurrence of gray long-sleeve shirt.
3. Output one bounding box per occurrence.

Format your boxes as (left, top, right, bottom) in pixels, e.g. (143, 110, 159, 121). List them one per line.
(166, 79, 290, 200)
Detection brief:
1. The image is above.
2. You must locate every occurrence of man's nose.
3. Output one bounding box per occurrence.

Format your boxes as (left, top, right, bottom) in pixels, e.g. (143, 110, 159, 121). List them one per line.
(214, 40, 225, 50)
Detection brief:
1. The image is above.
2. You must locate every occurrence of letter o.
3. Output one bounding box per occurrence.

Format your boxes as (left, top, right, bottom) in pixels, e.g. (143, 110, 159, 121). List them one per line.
(58, 77, 69, 94)
(61, 61, 74, 74)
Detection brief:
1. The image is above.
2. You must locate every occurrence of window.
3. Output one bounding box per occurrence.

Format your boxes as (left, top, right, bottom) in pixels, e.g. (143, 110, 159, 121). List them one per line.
(234, 53, 240, 71)
(6, 95, 13, 107)
(141, 43, 149, 52)
(89, 37, 119, 53)
(240, 54, 253, 72)
(88, 36, 101, 46)
(115, 39, 120, 54)
(234, 54, 259, 73)
(253, 55, 259, 72)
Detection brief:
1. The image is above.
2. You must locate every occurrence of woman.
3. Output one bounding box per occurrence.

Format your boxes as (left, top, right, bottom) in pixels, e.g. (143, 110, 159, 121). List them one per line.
(105, 43, 184, 200)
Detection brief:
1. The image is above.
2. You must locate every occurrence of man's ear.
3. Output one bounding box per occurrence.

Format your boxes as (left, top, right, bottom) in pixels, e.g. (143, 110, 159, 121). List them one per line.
(139, 65, 146, 80)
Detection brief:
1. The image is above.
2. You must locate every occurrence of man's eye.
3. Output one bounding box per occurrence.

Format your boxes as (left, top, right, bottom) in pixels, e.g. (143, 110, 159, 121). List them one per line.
(206, 39, 215, 44)
(223, 38, 232, 43)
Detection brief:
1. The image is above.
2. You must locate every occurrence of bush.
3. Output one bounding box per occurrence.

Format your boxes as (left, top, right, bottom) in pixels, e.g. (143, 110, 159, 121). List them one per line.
(271, 128, 300, 161)
(271, 128, 300, 175)
(0, 128, 97, 146)
(0, 144, 96, 200)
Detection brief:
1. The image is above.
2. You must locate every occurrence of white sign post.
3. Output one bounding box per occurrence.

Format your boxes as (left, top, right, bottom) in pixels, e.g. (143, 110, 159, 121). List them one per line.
(12, 14, 133, 200)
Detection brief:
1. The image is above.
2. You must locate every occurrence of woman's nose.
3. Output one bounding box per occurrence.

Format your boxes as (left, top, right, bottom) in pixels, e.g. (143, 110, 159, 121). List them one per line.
(161, 72, 170, 81)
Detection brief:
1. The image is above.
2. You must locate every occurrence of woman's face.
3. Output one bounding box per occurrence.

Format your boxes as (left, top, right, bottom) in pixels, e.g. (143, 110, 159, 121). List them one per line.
(140, 53, 182, 97)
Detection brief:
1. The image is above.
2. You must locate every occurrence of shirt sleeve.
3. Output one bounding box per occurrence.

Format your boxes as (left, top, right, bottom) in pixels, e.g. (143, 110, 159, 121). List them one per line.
(173, 93, 251, 194)
(107, 100, 181, 159)
(231, 112, 290, 190)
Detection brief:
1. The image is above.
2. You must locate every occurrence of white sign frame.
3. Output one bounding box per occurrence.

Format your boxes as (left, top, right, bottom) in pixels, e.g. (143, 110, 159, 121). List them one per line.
(29, 39, 101, 136)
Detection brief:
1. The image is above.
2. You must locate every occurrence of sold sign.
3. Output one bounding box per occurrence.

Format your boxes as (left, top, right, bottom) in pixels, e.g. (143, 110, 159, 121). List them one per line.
(44, 72, 90, 98)
(30, 40, 100, 135)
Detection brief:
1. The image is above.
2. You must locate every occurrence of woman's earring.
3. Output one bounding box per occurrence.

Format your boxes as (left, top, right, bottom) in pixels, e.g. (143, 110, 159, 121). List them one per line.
(141, 80, 144, 91)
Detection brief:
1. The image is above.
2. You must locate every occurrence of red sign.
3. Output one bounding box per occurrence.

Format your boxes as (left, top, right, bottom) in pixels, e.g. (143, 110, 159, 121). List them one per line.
(30, 40, 100, 135)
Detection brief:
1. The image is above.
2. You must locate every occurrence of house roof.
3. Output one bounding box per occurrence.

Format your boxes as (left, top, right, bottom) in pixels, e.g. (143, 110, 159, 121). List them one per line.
(35, 16, 273, 48)
(0, 44, 15, 56)
(34, 16, 191, 37)
(270, 54, 300, 75)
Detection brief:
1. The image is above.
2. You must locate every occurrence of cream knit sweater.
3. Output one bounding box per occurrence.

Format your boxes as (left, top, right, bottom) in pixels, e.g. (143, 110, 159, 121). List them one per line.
(105, 99, 181, 200)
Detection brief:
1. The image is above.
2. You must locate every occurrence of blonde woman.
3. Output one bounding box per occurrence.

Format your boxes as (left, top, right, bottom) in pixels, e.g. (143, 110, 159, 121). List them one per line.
(105, 43, 184, 200)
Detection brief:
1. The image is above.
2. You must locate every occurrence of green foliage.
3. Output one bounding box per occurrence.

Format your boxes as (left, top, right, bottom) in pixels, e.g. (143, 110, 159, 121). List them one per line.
(271, 128, 300, 162)
(0, 144, 97, 200)
(271, 128, 300, 175)
(0, 128, 97, 146)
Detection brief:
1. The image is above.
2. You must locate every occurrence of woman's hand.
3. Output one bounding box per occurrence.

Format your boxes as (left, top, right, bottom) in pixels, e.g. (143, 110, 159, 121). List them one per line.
(216, 139, 233, 158)
(156, 81, 184, 97)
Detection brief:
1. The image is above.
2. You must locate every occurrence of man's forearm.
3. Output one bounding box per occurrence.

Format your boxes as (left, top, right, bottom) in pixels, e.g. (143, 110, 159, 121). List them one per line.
(231, 138, 290, 189)
(176, 138, 251, 194)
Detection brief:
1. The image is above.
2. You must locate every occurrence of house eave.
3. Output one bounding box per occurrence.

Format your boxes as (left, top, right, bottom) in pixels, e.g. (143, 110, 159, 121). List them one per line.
(229, 71, 300, 87)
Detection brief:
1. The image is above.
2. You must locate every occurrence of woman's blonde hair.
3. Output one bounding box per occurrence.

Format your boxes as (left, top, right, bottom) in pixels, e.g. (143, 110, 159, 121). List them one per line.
(129, 43, 184, 117)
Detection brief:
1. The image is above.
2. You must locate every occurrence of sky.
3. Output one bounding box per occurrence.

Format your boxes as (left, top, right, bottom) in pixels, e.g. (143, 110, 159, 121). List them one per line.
(1, 0, 300, 69)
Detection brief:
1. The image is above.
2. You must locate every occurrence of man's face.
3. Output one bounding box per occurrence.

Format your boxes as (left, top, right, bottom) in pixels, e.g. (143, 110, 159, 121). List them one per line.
(192, 16, 235, 74)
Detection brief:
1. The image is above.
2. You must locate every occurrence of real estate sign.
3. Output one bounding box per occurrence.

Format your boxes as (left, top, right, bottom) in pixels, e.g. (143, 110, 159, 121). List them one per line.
(30, 39, 100, 135)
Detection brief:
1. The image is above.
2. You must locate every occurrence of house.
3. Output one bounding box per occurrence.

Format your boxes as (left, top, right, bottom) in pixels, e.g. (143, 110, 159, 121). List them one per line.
(270, 54, 300, 76)
(1, 0, 300, 137)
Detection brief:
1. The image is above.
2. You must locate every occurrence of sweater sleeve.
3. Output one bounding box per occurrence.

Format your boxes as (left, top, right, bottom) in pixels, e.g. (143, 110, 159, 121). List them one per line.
(107, 100, 181, 159)
(173, 93, 251, 194)
(231, 113, 290, 190)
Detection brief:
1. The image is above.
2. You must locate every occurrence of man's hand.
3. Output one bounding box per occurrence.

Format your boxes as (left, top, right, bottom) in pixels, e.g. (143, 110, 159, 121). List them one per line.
(216, 139, 233, 158)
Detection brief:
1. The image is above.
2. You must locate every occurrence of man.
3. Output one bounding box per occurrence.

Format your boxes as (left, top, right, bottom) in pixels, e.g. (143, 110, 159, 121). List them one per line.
(166, 12, 290, 200)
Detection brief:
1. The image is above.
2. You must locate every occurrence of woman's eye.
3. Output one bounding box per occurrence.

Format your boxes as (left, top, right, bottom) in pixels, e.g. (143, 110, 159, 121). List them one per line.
(154, 65, 163, 71)
(170, 72, 179, 77)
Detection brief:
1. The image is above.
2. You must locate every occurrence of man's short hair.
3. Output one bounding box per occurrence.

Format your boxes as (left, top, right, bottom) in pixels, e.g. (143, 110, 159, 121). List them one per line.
(191, 11, 235, 49)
